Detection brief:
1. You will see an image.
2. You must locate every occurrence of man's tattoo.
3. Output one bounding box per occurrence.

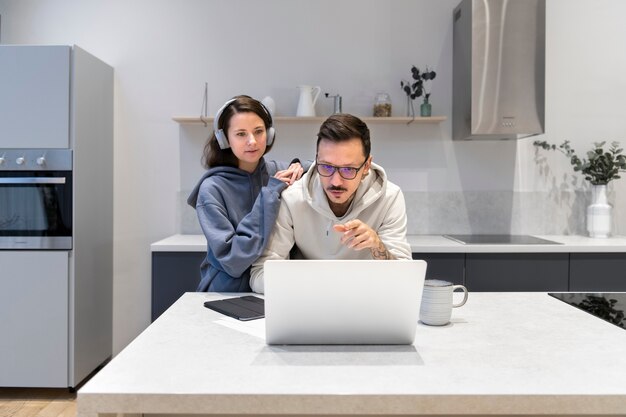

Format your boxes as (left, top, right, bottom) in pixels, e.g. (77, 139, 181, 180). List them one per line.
(371, 240, 392, 260)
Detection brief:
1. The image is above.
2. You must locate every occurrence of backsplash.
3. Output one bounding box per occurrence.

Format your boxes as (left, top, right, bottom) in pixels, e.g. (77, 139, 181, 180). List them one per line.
(179, 189, 622, 236)
(402, 191, 589, 235)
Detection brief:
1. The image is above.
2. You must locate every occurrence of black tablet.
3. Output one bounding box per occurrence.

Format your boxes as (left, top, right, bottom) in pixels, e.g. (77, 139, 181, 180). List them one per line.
(203, 295, 265, 321)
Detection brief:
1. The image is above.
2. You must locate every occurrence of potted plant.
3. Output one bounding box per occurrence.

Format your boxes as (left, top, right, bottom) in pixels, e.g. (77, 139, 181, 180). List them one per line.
(534, 140, 626, 238)
(400, 66, 436, 118)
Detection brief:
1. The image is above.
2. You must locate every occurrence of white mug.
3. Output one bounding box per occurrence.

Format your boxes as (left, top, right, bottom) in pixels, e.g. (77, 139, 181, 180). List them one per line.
(419, 279, 468, 326)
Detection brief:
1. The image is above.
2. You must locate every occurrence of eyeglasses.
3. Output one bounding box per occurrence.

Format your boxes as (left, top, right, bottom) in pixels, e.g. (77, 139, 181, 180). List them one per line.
(315, 158, 368, 180)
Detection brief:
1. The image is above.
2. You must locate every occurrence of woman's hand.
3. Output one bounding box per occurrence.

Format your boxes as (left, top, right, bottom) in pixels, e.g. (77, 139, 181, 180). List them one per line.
(274, 162, 304, 186)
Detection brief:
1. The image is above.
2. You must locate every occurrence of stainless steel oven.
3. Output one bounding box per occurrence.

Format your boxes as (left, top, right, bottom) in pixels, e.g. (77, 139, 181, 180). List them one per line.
(0, 149, 72, 249)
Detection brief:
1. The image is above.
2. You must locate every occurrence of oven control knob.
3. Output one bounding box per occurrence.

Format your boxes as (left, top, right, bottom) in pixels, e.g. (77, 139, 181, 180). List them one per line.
(36, 156, 46, 166)
(0, 156, 5, 166)
(16, 156, 25, 165)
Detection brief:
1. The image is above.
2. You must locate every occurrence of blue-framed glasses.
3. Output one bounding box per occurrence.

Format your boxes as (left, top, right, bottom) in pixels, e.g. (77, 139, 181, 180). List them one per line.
(315, 158, 368, 180)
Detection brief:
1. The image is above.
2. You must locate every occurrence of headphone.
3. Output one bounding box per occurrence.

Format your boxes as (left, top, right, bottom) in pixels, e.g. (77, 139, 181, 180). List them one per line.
(213, 98, 276, 150)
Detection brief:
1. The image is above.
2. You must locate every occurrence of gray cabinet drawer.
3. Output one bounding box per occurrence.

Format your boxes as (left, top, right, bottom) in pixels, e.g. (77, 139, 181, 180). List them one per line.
(569, 253, 626, 291)
(465, 253, 569, 292)
(412, 253, 464, 285)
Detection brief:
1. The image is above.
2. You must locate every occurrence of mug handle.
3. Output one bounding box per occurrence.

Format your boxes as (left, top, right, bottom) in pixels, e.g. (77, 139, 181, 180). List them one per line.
(452, 285, 468, 308)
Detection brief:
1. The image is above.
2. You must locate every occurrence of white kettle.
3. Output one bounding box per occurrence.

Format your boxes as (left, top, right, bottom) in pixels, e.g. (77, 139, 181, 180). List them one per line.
(296, 85, 321, 117)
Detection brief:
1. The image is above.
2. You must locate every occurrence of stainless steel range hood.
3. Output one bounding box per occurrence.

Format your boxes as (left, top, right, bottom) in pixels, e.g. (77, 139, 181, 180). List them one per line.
(453, 0, 545, 141)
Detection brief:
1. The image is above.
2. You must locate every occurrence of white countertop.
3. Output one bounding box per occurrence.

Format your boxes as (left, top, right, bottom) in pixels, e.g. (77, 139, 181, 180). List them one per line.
(151, 233, 626, 253)
(78, 292, 626, 416)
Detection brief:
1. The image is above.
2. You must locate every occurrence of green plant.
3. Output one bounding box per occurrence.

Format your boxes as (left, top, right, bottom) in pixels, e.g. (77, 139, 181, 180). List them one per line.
(400, 66, 436, 102)
(534, 140, 626, 185)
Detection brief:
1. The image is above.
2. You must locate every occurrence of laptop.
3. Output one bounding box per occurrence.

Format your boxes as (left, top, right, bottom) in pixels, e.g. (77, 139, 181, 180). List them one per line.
(264, 259, 427, 345)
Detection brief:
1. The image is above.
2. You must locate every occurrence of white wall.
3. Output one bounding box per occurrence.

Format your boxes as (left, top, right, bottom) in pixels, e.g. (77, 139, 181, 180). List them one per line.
(1, 0, 624, 353)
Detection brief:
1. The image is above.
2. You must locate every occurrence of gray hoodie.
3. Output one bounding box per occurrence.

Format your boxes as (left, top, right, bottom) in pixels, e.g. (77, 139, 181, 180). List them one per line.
(187, 158, 291, 292)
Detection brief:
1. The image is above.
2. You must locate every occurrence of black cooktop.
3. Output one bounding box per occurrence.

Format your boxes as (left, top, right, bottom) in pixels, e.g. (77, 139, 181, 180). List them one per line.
(443, 234, 561, 245)
(549, 293, 626, 330)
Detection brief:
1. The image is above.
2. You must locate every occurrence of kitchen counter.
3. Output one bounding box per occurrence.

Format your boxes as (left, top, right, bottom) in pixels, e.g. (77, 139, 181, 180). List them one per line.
(151, 233, 626, 253)
(78, 292, 626, 417)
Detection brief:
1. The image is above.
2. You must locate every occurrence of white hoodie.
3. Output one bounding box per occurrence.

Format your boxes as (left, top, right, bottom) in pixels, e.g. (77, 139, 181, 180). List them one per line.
(250, 162, 411, 293)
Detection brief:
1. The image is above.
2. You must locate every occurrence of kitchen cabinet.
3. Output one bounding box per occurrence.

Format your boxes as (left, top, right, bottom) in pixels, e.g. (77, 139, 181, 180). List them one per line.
(0, 251, 68, 387)
(569, 253, 626, 291)
(412, 253, 464, 284)
(151, 250, 618, 318)
(413, 252, 570, 291)
(0, 46, 70, 148)
(465, 253, 569, 292)
(151, 251, 624, 308)
(152, 251, 462, 320)
(151, 235, 626, 318)
(152, 252, 204, 321)
(0, 45, 113, 389)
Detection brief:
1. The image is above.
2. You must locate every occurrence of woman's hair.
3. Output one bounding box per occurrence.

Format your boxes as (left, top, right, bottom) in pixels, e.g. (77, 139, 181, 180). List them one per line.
(202, 95, 275, 169)
(316, 114, 371, 159)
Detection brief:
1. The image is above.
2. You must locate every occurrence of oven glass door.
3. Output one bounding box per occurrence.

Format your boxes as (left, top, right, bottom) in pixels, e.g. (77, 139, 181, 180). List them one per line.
(0, 171, 72, 249)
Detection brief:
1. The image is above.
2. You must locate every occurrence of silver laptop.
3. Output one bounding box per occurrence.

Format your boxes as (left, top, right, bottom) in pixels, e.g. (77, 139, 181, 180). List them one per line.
(264, 259, 427, 345)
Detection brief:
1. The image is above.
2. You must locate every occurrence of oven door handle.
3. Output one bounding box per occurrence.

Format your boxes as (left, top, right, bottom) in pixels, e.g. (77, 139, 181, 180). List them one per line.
(0, 177, 66, 184)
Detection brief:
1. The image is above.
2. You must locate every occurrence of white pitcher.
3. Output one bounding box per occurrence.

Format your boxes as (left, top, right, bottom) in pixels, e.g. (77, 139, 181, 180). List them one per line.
(296, 85, 321, 117)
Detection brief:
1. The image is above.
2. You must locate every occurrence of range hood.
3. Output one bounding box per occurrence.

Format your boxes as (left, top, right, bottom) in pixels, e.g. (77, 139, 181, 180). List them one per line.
(453, 0, 545, 140)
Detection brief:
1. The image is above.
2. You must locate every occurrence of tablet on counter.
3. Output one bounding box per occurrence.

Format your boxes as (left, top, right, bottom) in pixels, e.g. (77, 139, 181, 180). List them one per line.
(203, 296, 264, 321)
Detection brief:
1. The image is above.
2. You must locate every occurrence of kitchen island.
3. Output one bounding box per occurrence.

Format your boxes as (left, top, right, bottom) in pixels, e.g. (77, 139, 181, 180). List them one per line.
(78, 292, 626, 417)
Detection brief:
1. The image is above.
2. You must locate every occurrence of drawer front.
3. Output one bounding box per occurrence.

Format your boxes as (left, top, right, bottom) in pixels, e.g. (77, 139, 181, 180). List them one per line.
(570, 253, 626, 291)
(466, 253, 569, 292)
(412, 253, 465, 285)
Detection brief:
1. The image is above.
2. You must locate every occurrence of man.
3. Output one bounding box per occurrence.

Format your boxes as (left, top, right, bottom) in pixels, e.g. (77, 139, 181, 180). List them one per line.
(250, 114, 411, 293)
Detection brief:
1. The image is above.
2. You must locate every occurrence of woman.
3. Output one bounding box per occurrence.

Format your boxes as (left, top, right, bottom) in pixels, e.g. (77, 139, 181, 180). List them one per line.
(187, 95, 308, 292)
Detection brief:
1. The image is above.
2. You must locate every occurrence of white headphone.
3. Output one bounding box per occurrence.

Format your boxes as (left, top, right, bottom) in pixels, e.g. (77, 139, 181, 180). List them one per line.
(213, 98, 276, 150)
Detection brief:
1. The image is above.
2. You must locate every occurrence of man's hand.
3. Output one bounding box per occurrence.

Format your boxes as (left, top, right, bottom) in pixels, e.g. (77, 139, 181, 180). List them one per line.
(274, 162, 304, 186)
(333, 220, 394, 259)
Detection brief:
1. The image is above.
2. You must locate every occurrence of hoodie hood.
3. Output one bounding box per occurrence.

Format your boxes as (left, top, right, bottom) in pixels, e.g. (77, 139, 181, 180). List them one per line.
(302, 161, 388, 221)
(249, 159, 412, 292)
(187, 158, 270, 208)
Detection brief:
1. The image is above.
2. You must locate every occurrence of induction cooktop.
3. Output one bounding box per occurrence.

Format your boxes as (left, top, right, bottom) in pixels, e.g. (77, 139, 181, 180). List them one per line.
(443, 234, 561, 245)
(549, 293, 626, 330)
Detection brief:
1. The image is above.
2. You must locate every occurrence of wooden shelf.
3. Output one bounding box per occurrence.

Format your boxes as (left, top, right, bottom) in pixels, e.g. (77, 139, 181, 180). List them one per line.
(172, 116, 446, 125)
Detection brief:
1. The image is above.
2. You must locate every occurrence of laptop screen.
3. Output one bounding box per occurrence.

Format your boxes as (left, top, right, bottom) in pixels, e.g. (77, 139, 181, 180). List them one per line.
(264, 259, 427, 345)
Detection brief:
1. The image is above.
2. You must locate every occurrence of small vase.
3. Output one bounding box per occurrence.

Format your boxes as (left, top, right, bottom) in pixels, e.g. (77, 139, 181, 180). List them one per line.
(587, 184, 612, 238)
(406, 96, 415, 118)
(420, 97, 432, 117)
